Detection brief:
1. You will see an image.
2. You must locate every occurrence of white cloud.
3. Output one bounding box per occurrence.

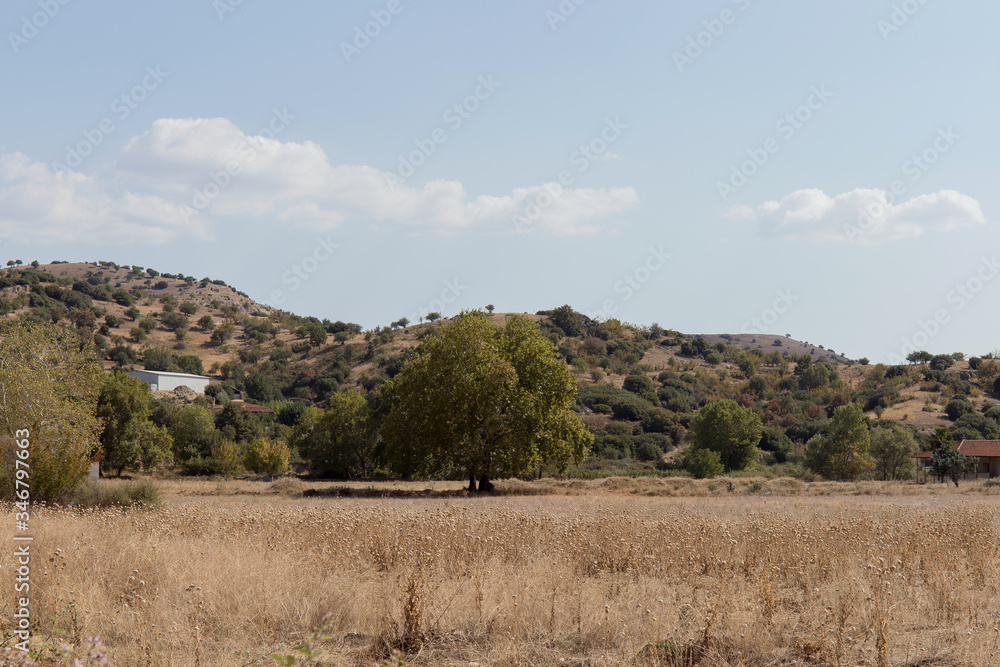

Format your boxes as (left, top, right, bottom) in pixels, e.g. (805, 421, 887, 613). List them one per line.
(121, 118, 638, 235)
(0, 152, 203, 244)
(0, 117, 638, 244)
(735, 188, 986, 245)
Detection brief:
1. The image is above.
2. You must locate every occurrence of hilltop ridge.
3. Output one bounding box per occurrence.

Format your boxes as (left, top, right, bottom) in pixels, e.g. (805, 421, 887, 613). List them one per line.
(3, 259, 999, 478)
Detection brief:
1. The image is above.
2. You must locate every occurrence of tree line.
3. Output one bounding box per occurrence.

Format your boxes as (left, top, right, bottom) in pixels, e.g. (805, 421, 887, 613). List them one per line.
(0, 312, 592, 501)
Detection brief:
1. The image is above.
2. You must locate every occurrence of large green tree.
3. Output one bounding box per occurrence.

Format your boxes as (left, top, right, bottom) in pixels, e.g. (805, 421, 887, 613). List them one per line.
(95, 371, 151, 476)
(169, 404, 219, 473)
(215, 402, 264, 444)
(301, 389, 380, 478)
(806, 403, 873, 480)
(380, 311, 592, 492)
(929, 444, 978, 487)
(137, 421, 174, 472)
(0, 322, 104, 502)
(869, 423, 918, 480)
(689, 399, 762, 472)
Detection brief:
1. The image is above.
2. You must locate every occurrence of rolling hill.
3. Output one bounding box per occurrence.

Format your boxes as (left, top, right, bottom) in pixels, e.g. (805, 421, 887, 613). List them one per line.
(3, 259, 999, 477)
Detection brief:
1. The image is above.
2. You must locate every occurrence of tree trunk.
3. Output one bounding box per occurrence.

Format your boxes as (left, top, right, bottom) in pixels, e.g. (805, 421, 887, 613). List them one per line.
(468, 476, 477, 493)
(478, 475, 494, 493)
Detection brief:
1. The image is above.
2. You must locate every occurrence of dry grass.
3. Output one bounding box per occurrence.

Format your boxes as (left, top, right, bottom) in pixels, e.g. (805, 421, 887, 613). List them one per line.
(4, 483, 1000, 666)
(147, 474, 1000, 501)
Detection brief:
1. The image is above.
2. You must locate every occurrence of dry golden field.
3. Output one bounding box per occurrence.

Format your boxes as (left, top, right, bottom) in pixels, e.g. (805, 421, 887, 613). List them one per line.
(4, 478, 1000, 666)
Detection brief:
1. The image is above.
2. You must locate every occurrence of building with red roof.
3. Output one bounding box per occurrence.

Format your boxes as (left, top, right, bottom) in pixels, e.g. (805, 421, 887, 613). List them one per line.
(913, 440, 1000, 482)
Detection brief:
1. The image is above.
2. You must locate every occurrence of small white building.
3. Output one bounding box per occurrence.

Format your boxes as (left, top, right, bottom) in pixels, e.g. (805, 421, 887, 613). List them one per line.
(127, 369, 211, 393)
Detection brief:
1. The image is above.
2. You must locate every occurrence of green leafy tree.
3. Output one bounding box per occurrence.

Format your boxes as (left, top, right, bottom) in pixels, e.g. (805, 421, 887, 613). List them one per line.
(169, 404, 219, 472)
(683, 447, 724, 479)
(297, 321, 328, 348)
(799, 359, 838, 390)
(869, 423, 918, 480)
(215, 402, 263, 444)
(623, 373, 656, 398)
(929, 444, 978, 487)
(944, 397, 975, 421)
(929, 354, 954, 372)
(175, 354, 203, 376)
(143, 346, 177, 372)
(689, 399, 762, 472)
(245, 371, 281, 403)
(198, 315, 216, 331)
(138, 421, 174, 472)
(758, 426, 796, 463)
(243, 437, 290, 478)
(930, 426, 954, 450)
(211, 439, 243, 479)
(806, 403, 873, 480)
(211, 324, 235, 344)
(276, 402, 307, 427)
(95, 371, 152, 476)
(302, 390, 380, 478)
(125, 306, 141, 321)
(548, 305, 584, 337)
(0, 322, 104, 502)
(380, 311, 592, 492)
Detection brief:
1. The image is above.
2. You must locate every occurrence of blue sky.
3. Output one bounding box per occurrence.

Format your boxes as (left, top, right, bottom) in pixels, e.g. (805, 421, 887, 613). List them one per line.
(1, 0, 998, 362)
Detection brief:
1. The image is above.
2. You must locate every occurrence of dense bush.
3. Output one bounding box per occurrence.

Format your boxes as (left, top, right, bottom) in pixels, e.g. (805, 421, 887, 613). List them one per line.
(945, 397, 975, 421)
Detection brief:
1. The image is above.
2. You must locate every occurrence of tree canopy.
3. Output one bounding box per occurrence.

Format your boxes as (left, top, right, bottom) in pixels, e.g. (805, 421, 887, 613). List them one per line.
(929, 444, 978, 487)
(689, 399, 762, 472)
(0, 322, 104, 502)
(96, 371, 152, 476)
(380, 311, 592, 491)
(301, 389, 380, 479)
(806, 403, 872, 480)
(869, 423, 917, 481)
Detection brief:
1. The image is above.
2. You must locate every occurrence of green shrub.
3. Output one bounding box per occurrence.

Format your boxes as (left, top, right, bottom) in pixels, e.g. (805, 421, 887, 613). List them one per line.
(243, 438, 290, 477)
(683, 448, 724, 479)
(66, 480, 161, 508)
(634, 434, 668, 462)
(945, 397, 975, 421)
